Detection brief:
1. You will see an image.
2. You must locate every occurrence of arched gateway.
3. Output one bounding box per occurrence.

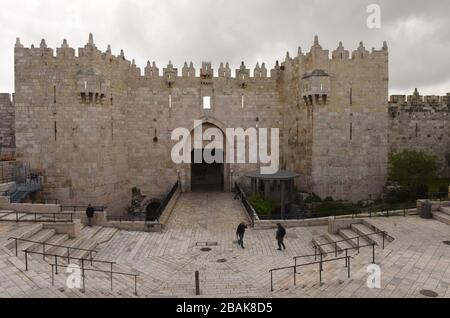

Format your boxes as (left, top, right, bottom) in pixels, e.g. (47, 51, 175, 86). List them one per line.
(184, 118, 232, 192)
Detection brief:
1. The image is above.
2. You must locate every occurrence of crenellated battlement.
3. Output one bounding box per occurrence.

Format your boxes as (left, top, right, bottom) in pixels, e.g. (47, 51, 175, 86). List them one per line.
(14, 34, 388, 83)
(389, 89, 450, 116)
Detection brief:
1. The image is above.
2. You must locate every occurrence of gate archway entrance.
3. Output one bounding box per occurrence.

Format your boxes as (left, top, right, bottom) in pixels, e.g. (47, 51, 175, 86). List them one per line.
(191, 148, 224, 192)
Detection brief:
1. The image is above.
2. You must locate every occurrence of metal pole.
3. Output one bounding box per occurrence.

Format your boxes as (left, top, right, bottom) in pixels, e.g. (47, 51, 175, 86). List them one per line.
(382, 232, 385, 249)
(90, 251, 93, 266)
(270, 271, 273, 292)
(134, 276, 138, 296)
(51, 264, 54, 286)
(43, 243, 46, 260)
(319, 262, 322, 284)
(195, 271, 200, 295)
(320, 253, 323, 272)
(110, 263, 113, 290)
(345, 249, 348, 267)
(372, 243, 375, 264)
(335, 242, 338, 257)
(81, 258, 85, 291)
(15, 239, 18, 257)
(357, 237, 360, 254)
(55, 255, 58, 275)
(294, 258, 297, 286)
(25, 250, 28, 271)
(348, 257, 351, 278)
(314, 246, 317, 261)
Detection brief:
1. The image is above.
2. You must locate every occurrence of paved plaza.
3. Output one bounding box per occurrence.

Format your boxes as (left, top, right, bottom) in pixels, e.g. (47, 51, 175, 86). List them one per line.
(0, 192, 449, 298)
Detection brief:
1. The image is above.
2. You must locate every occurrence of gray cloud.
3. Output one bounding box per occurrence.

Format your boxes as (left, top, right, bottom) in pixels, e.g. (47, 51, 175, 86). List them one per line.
(0, 0, 449, 95)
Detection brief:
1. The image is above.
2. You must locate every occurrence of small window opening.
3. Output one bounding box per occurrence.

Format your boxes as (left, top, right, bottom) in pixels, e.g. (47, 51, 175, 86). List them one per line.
(203, 96, 211, 110)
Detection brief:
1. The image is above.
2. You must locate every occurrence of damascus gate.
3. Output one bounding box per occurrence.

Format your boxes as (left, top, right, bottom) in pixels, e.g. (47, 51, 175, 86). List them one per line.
(12, 34, 389, 216)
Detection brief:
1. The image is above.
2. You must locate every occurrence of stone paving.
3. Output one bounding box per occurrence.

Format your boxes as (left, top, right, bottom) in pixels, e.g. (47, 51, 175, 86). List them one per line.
(0, 192, 449, 298)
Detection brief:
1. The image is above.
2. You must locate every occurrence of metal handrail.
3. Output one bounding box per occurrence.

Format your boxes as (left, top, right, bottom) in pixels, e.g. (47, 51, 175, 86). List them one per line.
(270, 241, 380, 292)
(20, 250, 138, 296)
(50, 263, 139, 296)
(154, 181, 179, 222)
(22, 249, 112, 270)
(0, 211, 75, 223)
(235, 183, 256, 227)
(60, 205, 106, 212)
(107, 216, 146, 223)
(312, 231, 389, 249)
(269, 255, 354, 292)
(9, 237, 98, 259)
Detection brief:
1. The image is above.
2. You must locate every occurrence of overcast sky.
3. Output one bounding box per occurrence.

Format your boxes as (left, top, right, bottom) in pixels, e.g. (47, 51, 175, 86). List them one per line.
(0, 0, 449, 95)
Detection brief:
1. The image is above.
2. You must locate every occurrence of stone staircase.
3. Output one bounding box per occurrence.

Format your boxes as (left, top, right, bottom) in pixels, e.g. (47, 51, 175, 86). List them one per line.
(0, 223, 150, 297)
(432, 206, 450, 225)
(312, 221, 393, 258)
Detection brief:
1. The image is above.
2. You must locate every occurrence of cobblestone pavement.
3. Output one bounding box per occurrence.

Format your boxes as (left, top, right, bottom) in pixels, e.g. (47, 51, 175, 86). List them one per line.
(1, 194, 449, 298)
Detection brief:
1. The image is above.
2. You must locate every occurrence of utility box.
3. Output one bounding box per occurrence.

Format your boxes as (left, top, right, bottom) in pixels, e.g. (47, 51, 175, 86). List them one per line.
(420, 200, 433, 219)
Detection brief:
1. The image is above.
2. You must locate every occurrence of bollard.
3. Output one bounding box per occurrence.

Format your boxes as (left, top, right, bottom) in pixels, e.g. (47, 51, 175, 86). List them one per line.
(195, 271, 200, 295)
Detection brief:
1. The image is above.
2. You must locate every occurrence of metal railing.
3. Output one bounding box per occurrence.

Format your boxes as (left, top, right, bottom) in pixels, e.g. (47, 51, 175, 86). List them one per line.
(269, 254, 354, 292)
(107, 182, 179, 224)
(60, 205, 106, 213)
(49, 263, 139, 296)
(427, 192, 450, 201)
(107, 216, 146, 223)
(153, 181, 179, 222)
(235, 183, 256, 227)
(9, 237, 98, 261)
(269, 230, 392, 291)
(312, 231, 390, 258)
(19, 249, 139, 296)
(0, 211, 75, 223)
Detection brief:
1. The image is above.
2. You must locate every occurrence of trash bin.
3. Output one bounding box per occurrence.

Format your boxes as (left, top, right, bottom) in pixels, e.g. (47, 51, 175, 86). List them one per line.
(420, 200, 433, 219)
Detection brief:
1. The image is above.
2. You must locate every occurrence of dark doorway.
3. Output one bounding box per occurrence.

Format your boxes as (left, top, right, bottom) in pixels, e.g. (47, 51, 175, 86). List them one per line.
(146, 201, 162, 221)
(191, 149, 224, 192)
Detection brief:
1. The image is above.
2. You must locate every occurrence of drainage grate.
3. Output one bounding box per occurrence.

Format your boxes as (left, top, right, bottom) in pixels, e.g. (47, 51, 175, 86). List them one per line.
(420, 290, 439, 298)
(443, 241, 450, 246)
(217, 259, 227, 263)
(196, 242, 218, 247)
(200, 247, 212, 252)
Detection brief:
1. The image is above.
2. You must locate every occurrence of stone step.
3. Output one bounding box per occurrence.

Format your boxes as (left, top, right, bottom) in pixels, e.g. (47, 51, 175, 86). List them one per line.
(338, 229, 370, 249)
(312, 235, 336, 257)
(5, 224, 43, 249)
(28, 233, 70, 254)
(351, 224, 383, 247)
(22, 229, 57, 254)
(433, 211, 450, 225)
(361, 220, 395, 242)
(0, 210, 14, 220)
(324, 232, 354, 252)
(439, 206, 450, 216)
(92, 227, 119, 245)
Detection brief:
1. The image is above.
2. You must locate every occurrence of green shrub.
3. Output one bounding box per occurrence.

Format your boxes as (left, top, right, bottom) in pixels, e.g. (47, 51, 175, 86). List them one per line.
(305, 193, 322, 204)
(249, 193, 275, 215)
(388, 150, 438, 196)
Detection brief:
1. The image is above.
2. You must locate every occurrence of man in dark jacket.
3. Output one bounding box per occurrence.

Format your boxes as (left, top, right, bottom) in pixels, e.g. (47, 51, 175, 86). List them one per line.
(86, 204, 95, 227)
(276, 223, 286, 251)
(236, 222, 248, 248)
